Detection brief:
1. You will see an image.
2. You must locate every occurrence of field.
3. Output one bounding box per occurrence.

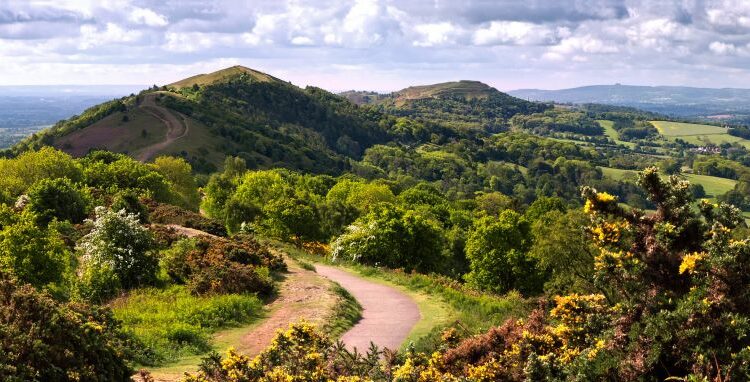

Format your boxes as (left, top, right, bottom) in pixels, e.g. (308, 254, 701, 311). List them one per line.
(600, 166, 736, 199)
(597, 120, 637, 149)
(650, 120, 750, 148)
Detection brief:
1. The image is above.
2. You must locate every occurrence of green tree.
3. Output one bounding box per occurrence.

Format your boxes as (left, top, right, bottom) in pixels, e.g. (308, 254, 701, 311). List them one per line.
(529, 209, 598, 295)
(465, 210, 544, 294)
(0, 207, 70, 289)
(151, 156, 201, 210)
(26, 177, 90, 225)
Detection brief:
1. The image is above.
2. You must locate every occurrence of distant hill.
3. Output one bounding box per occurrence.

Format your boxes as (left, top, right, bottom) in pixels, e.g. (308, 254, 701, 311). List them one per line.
(376, 80, 549, 132)
(9, 70, 551, 172)
(509, 84, 750, 120)
(11, 66, 393, 173)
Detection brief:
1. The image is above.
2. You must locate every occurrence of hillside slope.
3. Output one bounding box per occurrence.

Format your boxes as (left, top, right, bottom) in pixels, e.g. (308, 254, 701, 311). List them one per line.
(10, 66, 395, 173)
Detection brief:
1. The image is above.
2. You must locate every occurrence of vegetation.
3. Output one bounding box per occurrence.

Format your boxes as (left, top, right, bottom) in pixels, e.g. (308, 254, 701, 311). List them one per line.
(5, 67, 750, 380)
(110, 286, 263, 364)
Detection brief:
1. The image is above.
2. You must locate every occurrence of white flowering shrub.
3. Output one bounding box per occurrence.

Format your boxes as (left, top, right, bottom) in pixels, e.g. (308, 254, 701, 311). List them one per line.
(76, 207, 157, 301)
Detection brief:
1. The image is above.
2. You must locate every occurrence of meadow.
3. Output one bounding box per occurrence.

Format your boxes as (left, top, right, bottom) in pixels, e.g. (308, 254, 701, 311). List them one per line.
(600, 166, 737, 199)
(650, 120, 750, 148)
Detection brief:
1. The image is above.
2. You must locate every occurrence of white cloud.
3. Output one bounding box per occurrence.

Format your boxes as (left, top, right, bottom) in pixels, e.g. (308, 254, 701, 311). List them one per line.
(128, 7, 168, 27)
(413, 22, 459, 47)
(472, 21, 562, 46)
(78, 23, 141, 50)
(291, 36, 314, 46)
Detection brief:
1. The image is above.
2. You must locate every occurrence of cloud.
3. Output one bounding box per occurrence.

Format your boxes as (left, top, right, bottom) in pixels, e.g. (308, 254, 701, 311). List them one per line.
(413, 22, 460, 47)
(473, 21, 565, 46)
(3, 0, 750, 89)
(128, 7, 168, 27)
(78, 23, 142, 50)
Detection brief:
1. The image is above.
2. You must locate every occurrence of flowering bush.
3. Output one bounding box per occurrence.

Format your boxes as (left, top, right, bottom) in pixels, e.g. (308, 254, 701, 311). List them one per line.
(76, 207, 158, 301)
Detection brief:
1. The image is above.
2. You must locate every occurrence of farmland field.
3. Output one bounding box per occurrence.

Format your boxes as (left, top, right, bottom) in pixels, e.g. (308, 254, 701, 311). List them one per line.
(597, 120, 636, 149)
(650, 120, 750, 148)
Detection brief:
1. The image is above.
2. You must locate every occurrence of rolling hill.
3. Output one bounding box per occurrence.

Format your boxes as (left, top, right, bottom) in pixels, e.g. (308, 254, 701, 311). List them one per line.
(9, 69, 555, 172)
(344, 80, 549, 132)
(9, 66, 395, 173)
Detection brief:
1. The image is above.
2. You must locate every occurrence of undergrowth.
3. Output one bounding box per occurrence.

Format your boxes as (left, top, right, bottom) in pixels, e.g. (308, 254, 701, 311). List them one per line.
(110, 285, 263, 366)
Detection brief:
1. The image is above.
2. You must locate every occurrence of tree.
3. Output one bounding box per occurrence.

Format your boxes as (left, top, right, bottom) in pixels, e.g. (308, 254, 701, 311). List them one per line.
(524, 196, 566, 222)
(464, 210, 544, 295)
(26, 177, 90, 225)
(77, 207, 157, 299)
(529, 209, 598, 294)
(151, 156, 201, 211)
(0, 207, 70, 289)
(331, 205, 445, 273)
(261, 197, 320, 243)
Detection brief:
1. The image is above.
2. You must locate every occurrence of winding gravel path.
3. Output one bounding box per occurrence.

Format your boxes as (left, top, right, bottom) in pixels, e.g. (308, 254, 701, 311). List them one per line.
(315, 265, 421, 352)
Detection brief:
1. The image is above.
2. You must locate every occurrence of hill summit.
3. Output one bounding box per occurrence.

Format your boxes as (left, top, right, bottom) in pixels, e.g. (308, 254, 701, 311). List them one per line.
(168, 65, 283, 89)
(394, 80, 497, 101)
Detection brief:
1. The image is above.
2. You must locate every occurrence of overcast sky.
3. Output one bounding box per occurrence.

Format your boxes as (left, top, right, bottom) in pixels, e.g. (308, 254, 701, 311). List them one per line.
(2, 0, 750, 91)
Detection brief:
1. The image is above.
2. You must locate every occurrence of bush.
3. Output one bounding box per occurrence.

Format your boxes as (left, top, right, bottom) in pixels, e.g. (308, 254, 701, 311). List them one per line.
(161, 235, 283, 296)
(0, 272, 136, 381)
(0, 206, 71, 289)
(76, 207, 158, 300)
(331, 205, 446, 273)
(110, 190, 149, 223)
(26, 177, 90, 225)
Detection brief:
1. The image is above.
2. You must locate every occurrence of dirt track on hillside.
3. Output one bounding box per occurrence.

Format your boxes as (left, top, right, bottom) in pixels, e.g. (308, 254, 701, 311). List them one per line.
(315, 265, 421, 352)
(136, 95, 189, 162)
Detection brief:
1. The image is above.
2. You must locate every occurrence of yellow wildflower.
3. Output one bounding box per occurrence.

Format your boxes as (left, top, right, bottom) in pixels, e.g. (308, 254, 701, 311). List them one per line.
(679, 252, 706, 274)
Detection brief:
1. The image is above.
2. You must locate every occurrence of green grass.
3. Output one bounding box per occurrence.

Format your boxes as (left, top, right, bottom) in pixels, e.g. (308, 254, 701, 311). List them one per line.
(599, 166, 736, 199)
(323, 283, 363, 338)
(111, 285, 263, 366)
(597, 120, 637, 149)
(650, 120, 750, 149)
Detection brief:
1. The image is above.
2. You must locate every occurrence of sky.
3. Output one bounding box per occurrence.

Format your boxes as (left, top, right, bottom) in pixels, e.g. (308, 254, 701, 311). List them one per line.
(2, 0, 750, 92)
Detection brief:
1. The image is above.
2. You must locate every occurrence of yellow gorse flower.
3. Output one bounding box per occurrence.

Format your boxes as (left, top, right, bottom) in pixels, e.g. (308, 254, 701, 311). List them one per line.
(679, 252, 706, 274)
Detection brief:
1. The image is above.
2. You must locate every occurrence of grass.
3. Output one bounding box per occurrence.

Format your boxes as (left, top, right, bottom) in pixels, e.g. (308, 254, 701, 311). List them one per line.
(323, 283, 363, 339)
(597, 120, 637, 149)
(599, 166, 737, 199)
(110, 285, 264, 366)
(650, 120, 750, 149)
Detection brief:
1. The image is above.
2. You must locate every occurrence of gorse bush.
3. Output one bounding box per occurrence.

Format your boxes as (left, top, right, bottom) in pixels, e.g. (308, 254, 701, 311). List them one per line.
(0, 272, 136, 382)
(162, 235, 283, 296)
(76, 207, 158, 301)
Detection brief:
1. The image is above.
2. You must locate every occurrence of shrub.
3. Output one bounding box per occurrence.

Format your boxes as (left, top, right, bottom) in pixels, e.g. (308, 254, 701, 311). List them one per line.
(77, 207, 158, 300)
(110, 190, 149, 223)
(0, 206, 71, 289)
(26, 177, 90, 225)
(331, 205, 446, 273)
(0, 272, 135, 381)
(161, 235, 283, 296)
